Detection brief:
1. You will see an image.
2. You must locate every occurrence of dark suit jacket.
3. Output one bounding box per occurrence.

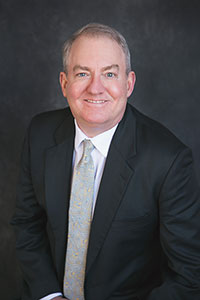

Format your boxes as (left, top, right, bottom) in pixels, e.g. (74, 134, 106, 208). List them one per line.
(12, 104, 200, 300)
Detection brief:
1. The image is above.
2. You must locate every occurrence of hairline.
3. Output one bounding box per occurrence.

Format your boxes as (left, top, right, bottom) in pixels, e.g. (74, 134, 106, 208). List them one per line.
(62, 24, 132, 76)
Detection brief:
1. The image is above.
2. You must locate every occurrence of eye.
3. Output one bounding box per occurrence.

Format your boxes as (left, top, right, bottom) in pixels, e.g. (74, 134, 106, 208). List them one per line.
(76, 72, 87, 77)
(106, 72, 116, 78)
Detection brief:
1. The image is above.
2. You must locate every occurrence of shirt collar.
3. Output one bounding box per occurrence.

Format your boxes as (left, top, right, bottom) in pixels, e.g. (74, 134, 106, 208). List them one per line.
(74, 120, 118, 158)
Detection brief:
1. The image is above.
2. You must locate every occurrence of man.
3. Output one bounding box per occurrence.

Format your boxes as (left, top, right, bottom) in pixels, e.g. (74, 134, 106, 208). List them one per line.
(12, 23, 200, 300)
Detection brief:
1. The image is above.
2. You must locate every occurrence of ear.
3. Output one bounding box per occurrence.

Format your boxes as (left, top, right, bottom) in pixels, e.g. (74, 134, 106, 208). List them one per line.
(127, 71, 136, 98)
(59, 72, 68, 98)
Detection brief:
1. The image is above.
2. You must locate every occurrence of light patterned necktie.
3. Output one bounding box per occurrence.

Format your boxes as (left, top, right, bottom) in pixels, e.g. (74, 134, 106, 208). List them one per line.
(64, 139, 95, 300)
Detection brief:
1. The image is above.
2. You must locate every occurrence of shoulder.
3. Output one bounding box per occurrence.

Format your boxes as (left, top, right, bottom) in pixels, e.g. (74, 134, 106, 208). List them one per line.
(28, 107, 73, 135)
(30, 107, 72, 131)
(127, 103, 188, 156)
(26, 107, 73, 145)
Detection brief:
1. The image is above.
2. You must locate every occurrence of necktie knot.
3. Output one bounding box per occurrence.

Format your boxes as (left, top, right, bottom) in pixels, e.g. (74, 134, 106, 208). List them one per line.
(81, 139, 94, 164)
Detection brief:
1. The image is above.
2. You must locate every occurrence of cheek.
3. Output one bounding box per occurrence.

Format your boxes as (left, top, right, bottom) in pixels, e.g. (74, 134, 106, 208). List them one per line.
(106, 82, 127, 100)
(66, 82, 87, 99)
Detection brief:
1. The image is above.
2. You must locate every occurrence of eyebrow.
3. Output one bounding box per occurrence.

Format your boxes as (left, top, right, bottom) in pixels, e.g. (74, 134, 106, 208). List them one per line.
(102, 64, 119, 72)
(73, 65, 90, 72)
(73, 64, 119, 73)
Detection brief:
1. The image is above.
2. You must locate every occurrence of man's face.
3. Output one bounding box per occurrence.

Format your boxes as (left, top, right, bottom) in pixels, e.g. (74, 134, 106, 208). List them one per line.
(60, 35, 135, 136)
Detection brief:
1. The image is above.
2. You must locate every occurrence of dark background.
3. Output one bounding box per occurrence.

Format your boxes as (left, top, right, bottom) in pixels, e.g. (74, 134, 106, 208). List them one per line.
(1, 0, 200, 299)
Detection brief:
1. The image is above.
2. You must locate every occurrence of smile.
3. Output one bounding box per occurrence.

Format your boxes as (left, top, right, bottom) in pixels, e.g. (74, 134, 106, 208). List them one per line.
(85, 99, 107, 104)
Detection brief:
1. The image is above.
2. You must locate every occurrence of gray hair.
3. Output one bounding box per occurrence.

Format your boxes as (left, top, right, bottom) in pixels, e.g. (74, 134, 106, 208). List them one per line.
(62, 23, 132, 75)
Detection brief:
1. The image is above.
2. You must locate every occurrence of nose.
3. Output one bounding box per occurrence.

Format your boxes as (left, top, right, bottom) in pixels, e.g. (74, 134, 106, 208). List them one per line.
(86, 74, 105, 95)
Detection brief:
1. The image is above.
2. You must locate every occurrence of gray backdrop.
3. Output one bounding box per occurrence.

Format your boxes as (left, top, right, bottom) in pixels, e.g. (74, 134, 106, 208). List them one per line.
(1, 0, 200, 299)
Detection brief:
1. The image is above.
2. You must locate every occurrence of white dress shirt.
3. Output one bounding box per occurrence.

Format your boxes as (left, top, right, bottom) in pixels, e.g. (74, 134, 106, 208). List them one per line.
(40, 120, 118, 300)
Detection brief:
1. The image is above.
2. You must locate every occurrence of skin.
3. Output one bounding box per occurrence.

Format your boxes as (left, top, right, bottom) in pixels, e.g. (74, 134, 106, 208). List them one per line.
(60, 35, 135, 137)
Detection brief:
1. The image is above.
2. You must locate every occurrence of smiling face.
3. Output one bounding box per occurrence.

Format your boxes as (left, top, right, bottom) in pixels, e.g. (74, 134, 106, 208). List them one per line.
(60, 35, 136, 137)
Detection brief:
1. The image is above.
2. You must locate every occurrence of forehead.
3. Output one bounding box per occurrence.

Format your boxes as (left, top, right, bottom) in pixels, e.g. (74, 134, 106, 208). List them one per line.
(68, 35, 126, 69)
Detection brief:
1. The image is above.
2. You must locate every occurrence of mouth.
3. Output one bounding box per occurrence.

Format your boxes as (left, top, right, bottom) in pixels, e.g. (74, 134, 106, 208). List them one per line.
(84, 99, 107, 104)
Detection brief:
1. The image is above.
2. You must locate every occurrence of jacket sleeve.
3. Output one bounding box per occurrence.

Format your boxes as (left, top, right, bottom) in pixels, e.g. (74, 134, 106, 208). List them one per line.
(147, 147, 200, 299)
(11, 125, 62, 300)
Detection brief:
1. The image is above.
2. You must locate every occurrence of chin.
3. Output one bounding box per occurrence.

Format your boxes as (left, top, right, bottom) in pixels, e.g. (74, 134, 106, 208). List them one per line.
(84, 119, 107, 128)
(82, 114, 108, 124)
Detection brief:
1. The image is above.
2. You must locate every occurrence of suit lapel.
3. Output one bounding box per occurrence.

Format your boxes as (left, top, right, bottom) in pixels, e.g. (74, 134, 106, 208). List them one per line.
(45, 111, 75, 277)
(86, 104, 137, 275)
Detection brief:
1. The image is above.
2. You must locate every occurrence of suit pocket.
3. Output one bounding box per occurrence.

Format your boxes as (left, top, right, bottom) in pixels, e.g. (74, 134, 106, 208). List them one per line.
(111, 213, 153, 231)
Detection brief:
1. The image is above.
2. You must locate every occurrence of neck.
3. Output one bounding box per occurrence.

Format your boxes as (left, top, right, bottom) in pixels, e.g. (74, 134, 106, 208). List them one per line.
(76, 121, 119, 138)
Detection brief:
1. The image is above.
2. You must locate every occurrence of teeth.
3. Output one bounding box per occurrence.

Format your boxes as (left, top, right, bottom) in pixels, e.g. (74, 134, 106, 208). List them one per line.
(86, 99, 106, 103)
